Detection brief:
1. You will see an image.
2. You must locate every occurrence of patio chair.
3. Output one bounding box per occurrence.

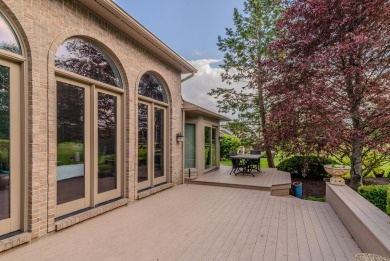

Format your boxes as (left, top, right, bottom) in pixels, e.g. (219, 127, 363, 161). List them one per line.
(248, 150, 261, 171)
(230, 158, 246, 175)
(355, 253, 390, 261)
(229, 151, 244, 175)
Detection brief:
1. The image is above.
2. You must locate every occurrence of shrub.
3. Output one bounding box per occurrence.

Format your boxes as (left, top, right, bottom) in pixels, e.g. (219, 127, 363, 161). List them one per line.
(277, 156, 337, 179)
(358, 185, 390, 215)
(387, 189, 390, 216)
(220, 134, 241, 159)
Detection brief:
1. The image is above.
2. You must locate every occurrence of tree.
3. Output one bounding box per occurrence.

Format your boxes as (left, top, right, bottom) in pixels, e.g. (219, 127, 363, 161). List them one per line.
(209, 0, 284, 168)
(223, 120, 257, 149)
(264, 0, 390, 189)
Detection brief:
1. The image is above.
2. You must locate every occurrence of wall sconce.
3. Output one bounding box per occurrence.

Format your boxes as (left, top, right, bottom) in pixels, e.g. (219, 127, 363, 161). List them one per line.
(176, 133, 184, 143)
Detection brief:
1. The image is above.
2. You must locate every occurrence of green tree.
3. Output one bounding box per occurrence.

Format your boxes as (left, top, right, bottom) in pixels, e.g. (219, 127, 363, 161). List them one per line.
(223, 120, 256, 149)
(209, 0, 283, 168)
(220, 134, 241, 159)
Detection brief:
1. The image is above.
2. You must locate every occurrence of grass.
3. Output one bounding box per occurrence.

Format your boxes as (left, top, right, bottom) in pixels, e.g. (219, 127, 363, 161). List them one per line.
(305, 196, 326, 202)
(57, 141, 84, 166)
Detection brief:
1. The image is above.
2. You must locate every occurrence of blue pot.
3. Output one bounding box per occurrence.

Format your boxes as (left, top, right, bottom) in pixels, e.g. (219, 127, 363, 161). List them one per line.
(293, 182, 302, 199)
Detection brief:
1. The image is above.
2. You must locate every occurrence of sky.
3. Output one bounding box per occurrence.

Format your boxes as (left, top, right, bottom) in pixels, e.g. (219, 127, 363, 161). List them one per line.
(114, 0, 245, 116)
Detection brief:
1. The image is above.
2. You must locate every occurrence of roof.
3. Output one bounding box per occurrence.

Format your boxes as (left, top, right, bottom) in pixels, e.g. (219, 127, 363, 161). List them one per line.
(183, 100, 230, 122)
(77, 0, 197, 75)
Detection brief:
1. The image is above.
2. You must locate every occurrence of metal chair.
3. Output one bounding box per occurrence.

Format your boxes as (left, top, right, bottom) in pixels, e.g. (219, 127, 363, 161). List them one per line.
(355, 253, 390, 261)
(248, 150, 261, 171)
(229, 151, 244, 175)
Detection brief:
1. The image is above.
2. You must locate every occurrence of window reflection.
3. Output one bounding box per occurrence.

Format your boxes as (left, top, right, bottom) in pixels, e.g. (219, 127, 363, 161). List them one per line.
(98, 92, 117, 194)
(0, 65, 10, 220)
(0, 12, 22, 54)
(185, 124, 196, 169)
(138, 74, 168, 103)
(57, 82, 85, 205)
(154, 108, 164, 178)
(55, 38, 122, 88)
(138, 104, 148, 183)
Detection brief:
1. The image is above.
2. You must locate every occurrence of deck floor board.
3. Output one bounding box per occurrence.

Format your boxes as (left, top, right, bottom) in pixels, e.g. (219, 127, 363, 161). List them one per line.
(0, 185, 361, 261)
(187, 166, 291, 191)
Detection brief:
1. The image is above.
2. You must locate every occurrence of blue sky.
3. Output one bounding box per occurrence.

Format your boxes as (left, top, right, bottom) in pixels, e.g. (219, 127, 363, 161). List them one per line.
(115, 0, 241, 61)
(114, 0, 245, 115)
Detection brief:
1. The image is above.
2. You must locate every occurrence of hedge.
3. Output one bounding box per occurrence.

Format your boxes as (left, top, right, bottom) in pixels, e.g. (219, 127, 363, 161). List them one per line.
(358, 185, 390, 216)
(277, 156, 337, 179)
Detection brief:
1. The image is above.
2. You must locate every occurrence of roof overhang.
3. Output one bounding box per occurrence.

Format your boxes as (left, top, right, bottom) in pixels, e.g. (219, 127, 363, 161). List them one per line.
(77, 0, 197, 75)
(183, 100, 230, 122)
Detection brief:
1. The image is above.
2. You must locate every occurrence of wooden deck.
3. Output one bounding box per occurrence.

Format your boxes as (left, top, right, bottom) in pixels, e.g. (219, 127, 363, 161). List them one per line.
(1, 185, 361, 261)
(187, 166, 292, 196)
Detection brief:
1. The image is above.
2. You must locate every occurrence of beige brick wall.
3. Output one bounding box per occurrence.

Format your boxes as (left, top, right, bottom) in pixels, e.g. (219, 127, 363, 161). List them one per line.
(0, 0, 184, 239)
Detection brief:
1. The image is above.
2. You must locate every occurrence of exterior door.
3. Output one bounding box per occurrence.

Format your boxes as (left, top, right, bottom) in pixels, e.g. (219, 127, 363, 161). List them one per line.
(94, 88, 122, 204)
(137, 102, 167, 190)
(56, 79, 122, 217)
(0, 59, 21, 235)
(204, 126, 217, 171)
(56, 79, 91, 217)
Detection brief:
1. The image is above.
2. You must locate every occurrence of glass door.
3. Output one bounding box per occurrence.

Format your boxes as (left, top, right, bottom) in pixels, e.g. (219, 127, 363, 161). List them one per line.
(94, 89, 122, 204)
(0, 60, 21, 235)
(56, 79, 91, 217)
(56, 81, 122, 216)
(137, 103, 149, 190)
(137, 102, 167, 190)
(153, 106, 166, 185)
(204, 126, 217, 171)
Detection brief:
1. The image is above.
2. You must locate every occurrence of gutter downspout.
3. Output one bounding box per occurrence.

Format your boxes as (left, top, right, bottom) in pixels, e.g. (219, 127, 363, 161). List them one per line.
(181, 72, 195, 83)
(182, 110, 186, 185)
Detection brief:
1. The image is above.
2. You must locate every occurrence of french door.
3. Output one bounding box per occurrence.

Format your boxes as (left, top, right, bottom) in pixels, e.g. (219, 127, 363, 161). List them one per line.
(204, 126, 217, 171)
(56, 77, 122, 217)
(137, 102, 167, 190)
(0, 59, 22, 235)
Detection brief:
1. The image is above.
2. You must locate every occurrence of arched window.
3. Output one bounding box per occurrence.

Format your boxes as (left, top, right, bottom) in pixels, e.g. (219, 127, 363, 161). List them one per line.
(0, 12, 22, 54)
(55, 38, 124, 218)
(137, 73, 169, 191)
(138, 73, 168, 103)
(55, 38, 122, 88)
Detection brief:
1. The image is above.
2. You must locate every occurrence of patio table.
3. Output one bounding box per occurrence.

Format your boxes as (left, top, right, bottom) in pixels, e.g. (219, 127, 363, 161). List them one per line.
(230, 154, 261, 176)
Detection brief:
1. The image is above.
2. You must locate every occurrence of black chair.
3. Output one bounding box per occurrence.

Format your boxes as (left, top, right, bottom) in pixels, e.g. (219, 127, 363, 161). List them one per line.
(229, 151, 244, 175)
(248, 150, 261, 171)
(230, 158, 246, 175)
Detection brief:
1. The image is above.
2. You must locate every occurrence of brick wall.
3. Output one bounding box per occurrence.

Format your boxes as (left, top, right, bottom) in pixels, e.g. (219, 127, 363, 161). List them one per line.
(0, 0, 184, 239)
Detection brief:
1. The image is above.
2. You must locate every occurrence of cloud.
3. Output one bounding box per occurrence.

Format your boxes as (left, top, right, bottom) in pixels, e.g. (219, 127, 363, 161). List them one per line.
(182, 59, 243, 118)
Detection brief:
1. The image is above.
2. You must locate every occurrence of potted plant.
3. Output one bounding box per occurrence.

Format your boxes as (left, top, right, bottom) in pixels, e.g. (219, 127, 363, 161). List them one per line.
(323, 164, 351, 186)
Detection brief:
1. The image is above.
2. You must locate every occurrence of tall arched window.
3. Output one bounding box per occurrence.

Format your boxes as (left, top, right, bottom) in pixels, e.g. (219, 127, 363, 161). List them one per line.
(138, 73, 169, 190)
(0, 11, 23, 236)
(55, 37, 123, 218)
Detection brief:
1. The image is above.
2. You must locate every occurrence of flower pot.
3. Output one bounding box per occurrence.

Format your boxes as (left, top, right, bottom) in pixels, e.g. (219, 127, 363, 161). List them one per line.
(324, 165, 351, 186)
(292, 181, 302, 198)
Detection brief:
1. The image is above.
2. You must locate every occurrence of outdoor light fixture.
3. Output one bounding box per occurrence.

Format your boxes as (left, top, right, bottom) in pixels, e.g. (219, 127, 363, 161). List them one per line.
(219, 136, 224, 143)
(176, 133, 184, 143)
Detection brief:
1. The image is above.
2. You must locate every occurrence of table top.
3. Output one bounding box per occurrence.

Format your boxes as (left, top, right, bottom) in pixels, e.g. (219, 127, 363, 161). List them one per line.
(230, 154, 261, 160)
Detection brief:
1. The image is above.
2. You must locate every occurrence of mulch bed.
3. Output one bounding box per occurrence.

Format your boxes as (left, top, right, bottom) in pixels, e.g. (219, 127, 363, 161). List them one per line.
(290, 177, 327, 198)
(290, 176, 390, 199)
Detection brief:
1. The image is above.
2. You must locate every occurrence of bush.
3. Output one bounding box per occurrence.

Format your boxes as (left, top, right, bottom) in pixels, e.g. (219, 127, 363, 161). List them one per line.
(277, 156, 337, 179)
(358, 185, 390, 215)
(220, 134, 241, 159)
